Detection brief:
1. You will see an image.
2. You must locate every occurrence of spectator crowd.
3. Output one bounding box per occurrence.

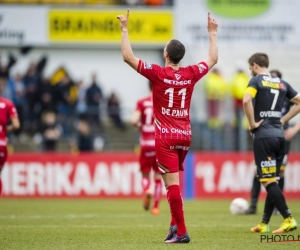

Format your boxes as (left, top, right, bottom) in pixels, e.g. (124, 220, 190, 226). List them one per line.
(0, 53, 126, 152)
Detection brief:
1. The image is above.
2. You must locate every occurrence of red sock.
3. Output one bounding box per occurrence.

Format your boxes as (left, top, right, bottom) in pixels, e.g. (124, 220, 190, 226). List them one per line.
(142, 176, 150, 192)
(153, 179, 162, 208)
(167, 184, 187, 236)
(0, 179, 2, 195)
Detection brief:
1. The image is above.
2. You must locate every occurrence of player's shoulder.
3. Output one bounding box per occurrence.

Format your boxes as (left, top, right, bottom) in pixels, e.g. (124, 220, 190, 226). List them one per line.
(183, 61, 209, 76)
(183, 61, 206, 70)
(248, 74, 264, 85)
(269, 76, 291, 89)
(141, 60, 161, 70)
(280, 78, 290, 86)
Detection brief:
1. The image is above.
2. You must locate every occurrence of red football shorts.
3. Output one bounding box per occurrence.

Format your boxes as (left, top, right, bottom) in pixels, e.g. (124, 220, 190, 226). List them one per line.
(155, 139, 190, 174)
(0, 146, 8, 172)
(139, 145, 158, 173)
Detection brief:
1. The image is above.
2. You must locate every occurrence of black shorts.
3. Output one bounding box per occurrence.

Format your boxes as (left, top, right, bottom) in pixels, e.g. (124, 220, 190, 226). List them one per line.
(253, 137, 285, 182)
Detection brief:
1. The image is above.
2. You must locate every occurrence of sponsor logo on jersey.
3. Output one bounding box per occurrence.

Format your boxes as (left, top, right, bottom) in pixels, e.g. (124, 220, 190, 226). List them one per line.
(0, 102, 6, 108)
(143, 62, 152, 69)
(261, 158, 276, 167)
(174, 73, 181, 80)
(164, 79, 191, 85)
(197, 63, 207, 73)
(171, 128, 191, 135)
(262, 80, 284, 90)
(170, 145, 189, 150)
(159, 127, 191, 136)
(261, 157, 276, 174)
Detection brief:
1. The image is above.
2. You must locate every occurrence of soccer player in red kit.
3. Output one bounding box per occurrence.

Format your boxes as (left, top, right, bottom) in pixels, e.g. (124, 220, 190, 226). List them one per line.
(131, 82, 162, 215)
(117, 10, 218, 243)
(0, 78, 20, 194)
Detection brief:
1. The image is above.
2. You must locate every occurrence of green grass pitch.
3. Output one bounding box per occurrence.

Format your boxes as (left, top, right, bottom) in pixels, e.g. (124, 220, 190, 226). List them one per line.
(0, 198, 299, 249)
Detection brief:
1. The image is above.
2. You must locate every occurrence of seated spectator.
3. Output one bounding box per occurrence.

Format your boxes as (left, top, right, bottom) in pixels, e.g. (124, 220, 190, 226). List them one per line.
(39, 110, 62, 151)
(76, 118, 94, 152)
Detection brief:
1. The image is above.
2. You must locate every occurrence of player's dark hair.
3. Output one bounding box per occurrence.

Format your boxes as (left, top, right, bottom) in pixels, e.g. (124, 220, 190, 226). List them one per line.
(270, 69, 282, 78)
(166, 39, 185, 64)
(248, 53, 269, 68)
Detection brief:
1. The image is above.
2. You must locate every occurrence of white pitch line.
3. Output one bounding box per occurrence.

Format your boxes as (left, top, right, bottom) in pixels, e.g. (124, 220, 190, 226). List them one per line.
(0, 224, 246, 229)
(0, 224, 157, 228)
(0, 213, 154, 220)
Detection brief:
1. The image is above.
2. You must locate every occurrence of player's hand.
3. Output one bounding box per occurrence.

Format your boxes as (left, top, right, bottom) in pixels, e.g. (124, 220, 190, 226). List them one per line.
(249, 119, 264, 134)
(117, 9, 130, 32)
(284, 127, 297, 141)
(207, 12, 218, 34)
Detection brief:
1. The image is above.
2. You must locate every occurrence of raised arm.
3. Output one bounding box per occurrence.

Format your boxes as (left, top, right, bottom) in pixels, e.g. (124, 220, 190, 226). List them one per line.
(117, 9, 139, 70)
(204, 12, 218, 70)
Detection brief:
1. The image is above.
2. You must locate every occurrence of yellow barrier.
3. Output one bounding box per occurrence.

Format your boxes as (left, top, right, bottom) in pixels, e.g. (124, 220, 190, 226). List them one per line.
(48, 9, 173, 44)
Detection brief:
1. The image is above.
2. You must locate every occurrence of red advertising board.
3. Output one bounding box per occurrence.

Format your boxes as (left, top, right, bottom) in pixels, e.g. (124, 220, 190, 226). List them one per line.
(2, 153, 143, 197)
(193, 152, 300, 199)
(1, 152, 300, 199)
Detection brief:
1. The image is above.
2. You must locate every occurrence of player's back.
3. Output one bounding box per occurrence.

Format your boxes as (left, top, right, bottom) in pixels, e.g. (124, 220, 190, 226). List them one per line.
(250, 74, 292, 139)
(152, 65, 206, 140)
(137, 60, 209, 140)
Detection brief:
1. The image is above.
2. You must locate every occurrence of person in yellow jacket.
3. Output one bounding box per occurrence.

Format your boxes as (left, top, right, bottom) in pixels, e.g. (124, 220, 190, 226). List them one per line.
(229, 69, 250, 151)
(204, 68, 227, 150)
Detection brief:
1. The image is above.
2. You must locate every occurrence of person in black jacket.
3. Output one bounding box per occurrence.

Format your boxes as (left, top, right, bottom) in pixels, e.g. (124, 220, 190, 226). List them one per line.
(86, 74, 104, 130)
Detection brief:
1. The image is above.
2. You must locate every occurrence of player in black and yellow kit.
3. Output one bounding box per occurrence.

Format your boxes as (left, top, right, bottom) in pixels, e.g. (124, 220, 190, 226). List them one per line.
(243, 53, 300, 233)
(245, 70, 300, 215)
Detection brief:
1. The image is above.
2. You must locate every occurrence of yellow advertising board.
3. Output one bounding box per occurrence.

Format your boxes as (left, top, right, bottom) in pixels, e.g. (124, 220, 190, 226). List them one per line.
(48, 9, 173, 45)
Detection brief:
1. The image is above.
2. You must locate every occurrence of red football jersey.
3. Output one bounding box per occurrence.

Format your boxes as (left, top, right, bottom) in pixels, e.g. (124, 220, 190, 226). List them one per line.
(0, 97, 18, 145)
(137, 60, 209, 140)
(135, 95, 155, 147)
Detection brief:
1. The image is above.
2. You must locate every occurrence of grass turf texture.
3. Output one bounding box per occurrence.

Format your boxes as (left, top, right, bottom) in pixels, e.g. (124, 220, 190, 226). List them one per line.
(0, 199, 299, 249)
